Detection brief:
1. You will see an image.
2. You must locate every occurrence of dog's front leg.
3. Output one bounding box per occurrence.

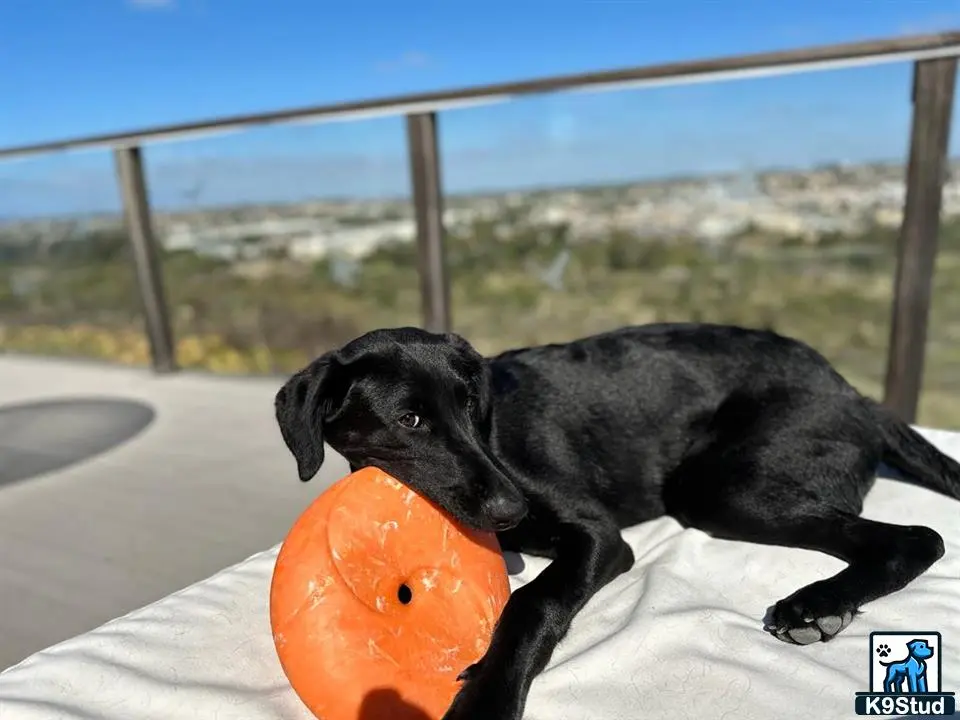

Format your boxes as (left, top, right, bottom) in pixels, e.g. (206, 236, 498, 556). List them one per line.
(442, 511, 634, 720)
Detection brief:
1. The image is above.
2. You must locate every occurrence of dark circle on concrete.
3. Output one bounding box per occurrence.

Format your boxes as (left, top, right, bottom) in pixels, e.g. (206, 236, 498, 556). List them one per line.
(0, 397, 156, 487)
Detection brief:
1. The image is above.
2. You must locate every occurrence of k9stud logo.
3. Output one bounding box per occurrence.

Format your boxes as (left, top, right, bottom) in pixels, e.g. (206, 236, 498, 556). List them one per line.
(854, 631, 955, 716)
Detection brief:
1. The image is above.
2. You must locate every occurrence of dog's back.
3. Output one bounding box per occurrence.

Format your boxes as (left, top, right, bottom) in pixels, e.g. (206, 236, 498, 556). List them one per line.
(490, 322, 856, 411)
(485, 322, 960, 525)
(484, 324, 841, 523)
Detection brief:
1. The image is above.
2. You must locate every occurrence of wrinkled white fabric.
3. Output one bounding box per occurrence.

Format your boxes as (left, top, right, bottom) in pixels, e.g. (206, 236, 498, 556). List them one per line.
(2, 428, 959, 720)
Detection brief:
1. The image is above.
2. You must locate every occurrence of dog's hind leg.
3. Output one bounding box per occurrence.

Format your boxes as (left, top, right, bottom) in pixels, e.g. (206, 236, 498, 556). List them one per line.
(663, 390, 945, 645)
(884, 669, 901, 694)
(674, 494, 944, 644)
(760, 514, 942, 644)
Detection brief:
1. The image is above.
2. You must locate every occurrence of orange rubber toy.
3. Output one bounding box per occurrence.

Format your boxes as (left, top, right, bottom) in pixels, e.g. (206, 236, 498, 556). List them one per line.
(269, 466, 511, 720)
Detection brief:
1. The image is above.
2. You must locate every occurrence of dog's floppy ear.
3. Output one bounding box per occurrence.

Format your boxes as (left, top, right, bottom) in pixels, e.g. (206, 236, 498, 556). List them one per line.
(444, 332, 493, 426)
(274, 353, 341, 482)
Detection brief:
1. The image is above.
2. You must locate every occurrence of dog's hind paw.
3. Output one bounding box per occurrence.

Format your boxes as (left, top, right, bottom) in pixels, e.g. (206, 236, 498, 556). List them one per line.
(765, 592, 857, 645)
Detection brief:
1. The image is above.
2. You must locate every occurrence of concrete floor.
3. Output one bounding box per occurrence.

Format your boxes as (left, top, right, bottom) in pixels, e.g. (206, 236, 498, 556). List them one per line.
(0, 354, 348, 671)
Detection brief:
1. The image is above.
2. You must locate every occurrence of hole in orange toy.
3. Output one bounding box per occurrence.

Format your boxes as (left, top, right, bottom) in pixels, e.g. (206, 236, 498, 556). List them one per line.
(397, 583, 413, 605)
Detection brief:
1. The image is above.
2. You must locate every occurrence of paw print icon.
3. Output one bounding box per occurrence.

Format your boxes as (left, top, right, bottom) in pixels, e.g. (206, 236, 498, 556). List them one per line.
(876, 643, 892, 658)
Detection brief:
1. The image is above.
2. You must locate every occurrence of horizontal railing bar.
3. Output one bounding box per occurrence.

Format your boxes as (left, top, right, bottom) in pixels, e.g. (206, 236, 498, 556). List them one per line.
(566, 44, 960, 97)
(1, 31, 960, 160)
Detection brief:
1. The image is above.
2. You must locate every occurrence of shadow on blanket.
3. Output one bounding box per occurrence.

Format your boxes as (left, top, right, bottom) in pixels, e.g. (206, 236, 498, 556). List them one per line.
(360, 688, 432, 720)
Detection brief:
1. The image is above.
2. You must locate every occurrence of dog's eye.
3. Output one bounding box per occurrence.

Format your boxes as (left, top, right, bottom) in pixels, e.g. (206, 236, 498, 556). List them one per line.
(397, 412, 422, 429)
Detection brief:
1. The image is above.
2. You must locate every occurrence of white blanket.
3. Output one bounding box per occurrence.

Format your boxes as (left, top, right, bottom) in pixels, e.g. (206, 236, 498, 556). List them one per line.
(3, 428, 960, 720)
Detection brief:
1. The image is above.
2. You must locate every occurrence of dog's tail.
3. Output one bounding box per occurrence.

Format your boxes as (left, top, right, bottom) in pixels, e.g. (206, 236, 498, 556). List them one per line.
(866, 397, 960, 500)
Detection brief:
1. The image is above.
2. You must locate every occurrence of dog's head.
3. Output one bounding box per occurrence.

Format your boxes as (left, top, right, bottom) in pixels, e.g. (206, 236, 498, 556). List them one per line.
(274, 327, 527, 533)
(906, 639, 934, 660)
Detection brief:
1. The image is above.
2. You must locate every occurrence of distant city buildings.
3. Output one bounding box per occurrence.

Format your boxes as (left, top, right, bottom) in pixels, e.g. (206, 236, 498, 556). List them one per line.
(3, 162, 960, 262)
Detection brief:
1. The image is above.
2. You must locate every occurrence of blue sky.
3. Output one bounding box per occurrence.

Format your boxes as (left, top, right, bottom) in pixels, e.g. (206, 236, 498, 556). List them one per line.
(1, 0, 960, 216)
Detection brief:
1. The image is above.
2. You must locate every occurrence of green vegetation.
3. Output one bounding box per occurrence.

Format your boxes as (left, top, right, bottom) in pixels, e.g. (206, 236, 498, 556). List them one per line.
(1, 215, 959, 429)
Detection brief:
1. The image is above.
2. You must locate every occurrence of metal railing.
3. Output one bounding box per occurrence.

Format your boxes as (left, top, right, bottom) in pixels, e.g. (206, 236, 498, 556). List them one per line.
(1, 31, 959, 423)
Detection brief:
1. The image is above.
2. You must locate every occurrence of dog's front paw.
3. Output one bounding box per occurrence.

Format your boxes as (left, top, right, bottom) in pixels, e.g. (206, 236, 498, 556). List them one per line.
(766, 586, 858, 645)
(443, 662, 523, 720)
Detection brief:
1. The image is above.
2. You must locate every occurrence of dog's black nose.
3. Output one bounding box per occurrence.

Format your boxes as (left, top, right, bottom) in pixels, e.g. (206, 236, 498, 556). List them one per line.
(482, 494, 528, 531)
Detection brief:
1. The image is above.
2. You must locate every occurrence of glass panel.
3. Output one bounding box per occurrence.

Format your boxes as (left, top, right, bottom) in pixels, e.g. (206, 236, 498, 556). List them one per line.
(440, 61, 913, 409)
(919, 86, 960, 430)
(0, 151, 147, 365)
(144, 116, 418, 375)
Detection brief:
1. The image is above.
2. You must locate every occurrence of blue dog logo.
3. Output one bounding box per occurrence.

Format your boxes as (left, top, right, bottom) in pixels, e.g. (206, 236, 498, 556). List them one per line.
(855, 631, 955, 716)
(879, 638, 933, 694)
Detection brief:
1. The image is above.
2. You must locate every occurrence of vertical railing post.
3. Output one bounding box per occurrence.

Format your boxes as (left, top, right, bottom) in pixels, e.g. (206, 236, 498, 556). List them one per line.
(406, 112, 452, 334)
(113, 145, 177, 373)
(882, 57, 957, 423)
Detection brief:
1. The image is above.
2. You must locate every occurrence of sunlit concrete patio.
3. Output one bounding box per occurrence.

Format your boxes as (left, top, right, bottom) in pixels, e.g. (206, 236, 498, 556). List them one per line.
(0, 353, 348, 671)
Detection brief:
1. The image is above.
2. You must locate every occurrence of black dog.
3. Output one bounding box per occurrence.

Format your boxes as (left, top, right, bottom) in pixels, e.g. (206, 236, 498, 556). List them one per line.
(274, 323, 960, 720)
